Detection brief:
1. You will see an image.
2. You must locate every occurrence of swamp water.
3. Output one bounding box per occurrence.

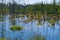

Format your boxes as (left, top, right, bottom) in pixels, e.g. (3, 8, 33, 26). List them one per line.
(0, 14, 60, 40)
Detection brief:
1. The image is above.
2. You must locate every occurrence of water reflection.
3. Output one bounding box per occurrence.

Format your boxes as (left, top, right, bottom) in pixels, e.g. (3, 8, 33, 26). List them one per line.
(0, 15, 60, 40)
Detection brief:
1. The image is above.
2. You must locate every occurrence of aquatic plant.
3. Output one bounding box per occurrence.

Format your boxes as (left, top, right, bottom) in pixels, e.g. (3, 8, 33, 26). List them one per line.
(9, 16, 16, 20)
(30, 35, 46, 40)
(0, 37, 6, 40)
(33, 14, 41, 20)
(47, 19, 57, 26)
(0, 16, 5, 22)
(10, 25, 23, 31)
(18, 14, 24, 18)
(37, 22, 42, 25)
(50, 23, 55, 26)
(47, 19, 56, 30)
(24, 18, 33, 23)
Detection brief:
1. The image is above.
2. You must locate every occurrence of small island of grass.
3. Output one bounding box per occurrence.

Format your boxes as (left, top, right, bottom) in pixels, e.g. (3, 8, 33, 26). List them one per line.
(0, 37, 6, 40)
(10, 25, 23, 31)
(47, 19, 57, 26)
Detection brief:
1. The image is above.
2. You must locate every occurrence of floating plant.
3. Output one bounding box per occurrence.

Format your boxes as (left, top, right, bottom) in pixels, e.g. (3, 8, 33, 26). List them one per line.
(30, 35, 46, 40)
(0, 37, 6, 40)
(47, 19, 57, 26)
(10, 25, 23, 31)
(47, 19, 57, 30)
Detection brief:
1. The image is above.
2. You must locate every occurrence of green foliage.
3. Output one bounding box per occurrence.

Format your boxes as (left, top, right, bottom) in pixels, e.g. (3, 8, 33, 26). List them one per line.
(47, 19, 57, 26)
(48, 20, 57, 23)
(0, 38, 6, 40)
(0, 2, 60, 14)
(30, 35, 46, 40)
(10, 25, 23, 31)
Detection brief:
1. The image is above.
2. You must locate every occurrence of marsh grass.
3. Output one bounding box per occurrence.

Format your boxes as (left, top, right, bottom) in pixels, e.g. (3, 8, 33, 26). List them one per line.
(10, 25, 23, 31)
(30, 35, 46, 40)
(37, 22, 42, 25)
(47, 19, 57, 26)
(0, 37, 6, 40)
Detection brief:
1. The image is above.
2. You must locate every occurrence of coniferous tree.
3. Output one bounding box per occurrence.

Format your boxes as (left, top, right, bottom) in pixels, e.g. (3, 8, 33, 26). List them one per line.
(40, 1, 44, 14)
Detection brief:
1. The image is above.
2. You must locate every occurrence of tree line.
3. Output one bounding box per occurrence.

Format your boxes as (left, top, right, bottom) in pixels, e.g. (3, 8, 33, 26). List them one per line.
(0, 0, 60, 15)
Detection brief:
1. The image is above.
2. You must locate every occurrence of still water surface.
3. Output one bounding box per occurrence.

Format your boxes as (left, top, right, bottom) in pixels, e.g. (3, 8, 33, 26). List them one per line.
(0, 15, 60, 40)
